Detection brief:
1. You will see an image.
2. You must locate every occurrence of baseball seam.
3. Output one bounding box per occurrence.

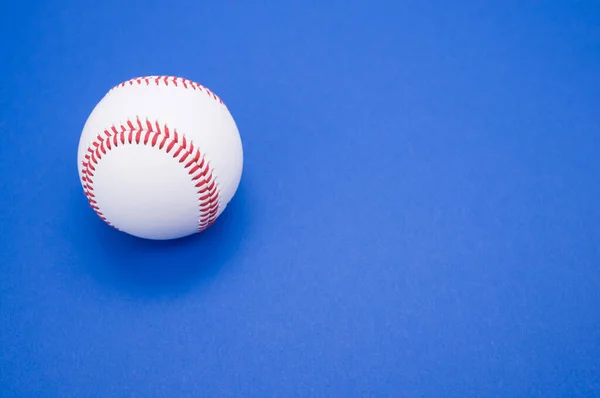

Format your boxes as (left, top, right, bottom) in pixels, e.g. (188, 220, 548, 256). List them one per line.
(81, 117, 220, 232)
(108, 76, 226, 107)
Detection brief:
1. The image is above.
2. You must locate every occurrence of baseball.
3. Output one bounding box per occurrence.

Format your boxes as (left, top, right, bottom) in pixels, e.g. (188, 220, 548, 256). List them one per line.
(77, 76, 243, 240)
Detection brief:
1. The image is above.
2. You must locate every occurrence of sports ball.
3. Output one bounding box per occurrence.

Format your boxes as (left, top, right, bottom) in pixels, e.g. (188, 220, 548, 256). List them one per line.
(77, 76, 243, 240)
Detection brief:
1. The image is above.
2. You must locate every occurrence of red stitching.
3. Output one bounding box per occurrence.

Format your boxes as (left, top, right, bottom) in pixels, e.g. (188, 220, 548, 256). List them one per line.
(81, 117, 220, 232)
(108, 75, 225, 106)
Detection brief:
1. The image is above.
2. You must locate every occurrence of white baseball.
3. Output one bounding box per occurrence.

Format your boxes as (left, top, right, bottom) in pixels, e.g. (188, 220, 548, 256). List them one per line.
(77, 76, 243, 240)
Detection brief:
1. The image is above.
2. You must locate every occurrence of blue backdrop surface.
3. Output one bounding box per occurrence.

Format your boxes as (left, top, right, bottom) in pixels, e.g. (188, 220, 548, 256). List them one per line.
(1, 1, 599, 397)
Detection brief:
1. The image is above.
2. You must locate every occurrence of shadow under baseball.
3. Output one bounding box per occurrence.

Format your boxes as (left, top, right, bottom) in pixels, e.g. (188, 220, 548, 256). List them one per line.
(78, 179, 251, 299)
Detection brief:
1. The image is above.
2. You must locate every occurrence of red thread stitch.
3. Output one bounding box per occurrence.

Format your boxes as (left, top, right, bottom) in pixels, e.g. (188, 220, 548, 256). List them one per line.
(108, 75, 225, 106)
(81, 117, 220, 232)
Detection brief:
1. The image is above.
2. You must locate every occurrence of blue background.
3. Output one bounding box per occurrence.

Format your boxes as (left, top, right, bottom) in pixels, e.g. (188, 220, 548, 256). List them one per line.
(1, 1, 599, 396)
